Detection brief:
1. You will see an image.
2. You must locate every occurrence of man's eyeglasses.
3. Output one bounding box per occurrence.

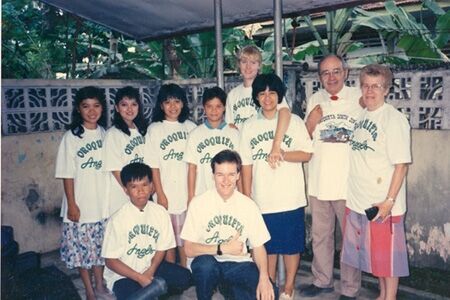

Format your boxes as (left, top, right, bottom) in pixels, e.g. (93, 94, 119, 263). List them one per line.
(320, 68, 343, 78)
(361, 83, 385, 92)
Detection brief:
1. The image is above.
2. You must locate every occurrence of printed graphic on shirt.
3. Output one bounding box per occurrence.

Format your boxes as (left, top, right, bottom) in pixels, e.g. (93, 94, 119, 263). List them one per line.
(159, 131, 188, 150)
(78, 139, 103, 169)
(232, 96, 256, 125)
(349, 118, 377, 152)
(249, 130, 293, 161)
(126, 224, 160, 259)
(319, 114, 358, 144)
(196, 136, 236, 164)
(125, 136, 145, 163)
(159, 131, 189, 162)
(204, 214, 245, 244)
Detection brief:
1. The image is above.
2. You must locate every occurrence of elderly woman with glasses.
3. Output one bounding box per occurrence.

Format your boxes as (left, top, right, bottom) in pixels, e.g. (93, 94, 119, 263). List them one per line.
(341, 64, 411, 300)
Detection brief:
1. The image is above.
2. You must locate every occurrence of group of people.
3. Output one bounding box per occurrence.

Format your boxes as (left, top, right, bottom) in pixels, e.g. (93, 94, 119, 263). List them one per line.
(55, 45, 411, 300)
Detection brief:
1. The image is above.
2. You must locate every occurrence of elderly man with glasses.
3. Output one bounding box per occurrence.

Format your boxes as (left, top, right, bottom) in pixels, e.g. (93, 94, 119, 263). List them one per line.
(302, 55, 363, 300)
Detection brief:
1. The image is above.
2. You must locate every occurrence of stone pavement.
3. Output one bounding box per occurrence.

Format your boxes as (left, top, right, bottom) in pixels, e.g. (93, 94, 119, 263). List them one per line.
(41, 251, 446, 300)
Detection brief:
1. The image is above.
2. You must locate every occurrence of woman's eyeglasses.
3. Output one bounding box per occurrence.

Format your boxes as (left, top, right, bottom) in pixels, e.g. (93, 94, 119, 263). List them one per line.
(361, 83, 385, 92)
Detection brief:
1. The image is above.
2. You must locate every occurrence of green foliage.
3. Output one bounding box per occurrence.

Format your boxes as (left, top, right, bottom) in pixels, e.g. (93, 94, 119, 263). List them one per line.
(434, 10, 450, 48)
(350, 0, 449, 64)
(2, 0, 249, 79)
(171, 28, 247, 78)
(291, 7, 363, 61)
(284, 0, 449, 66)
(1, 0, 166, 79)
(3, 0, 448, 79)
(2, 0, 59, 78)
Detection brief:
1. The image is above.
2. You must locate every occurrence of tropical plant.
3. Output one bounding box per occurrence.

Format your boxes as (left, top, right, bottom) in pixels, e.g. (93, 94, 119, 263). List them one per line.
(2, 0, 250, 79)
(286, 0, 449, 66)
(295, 8, 363, 58)
(168, 27, 247, 78)
(350, 0, 449, 65)
(2, 0, 62, 78)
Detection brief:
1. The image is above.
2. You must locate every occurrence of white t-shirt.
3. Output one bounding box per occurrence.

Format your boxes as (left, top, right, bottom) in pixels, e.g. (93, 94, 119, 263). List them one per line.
(104, 127, 146, 215)
(240, 112, 313, 213)
(225, 83, 289, 130)
(347, 103, 411, 216)
(55, 126, 108, 223)
(306, 86, 363, 200)
(102, 201, 175, 290)
(180, 188, 270, 263)
(184, 123, 240, 196)
(145, 120, 197, 214)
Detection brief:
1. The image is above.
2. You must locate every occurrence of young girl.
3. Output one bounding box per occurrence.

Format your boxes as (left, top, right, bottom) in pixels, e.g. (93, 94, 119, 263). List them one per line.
(145, 84, 196, 267)
(55, 86, 113, 300)
(104, 86, 148, 216)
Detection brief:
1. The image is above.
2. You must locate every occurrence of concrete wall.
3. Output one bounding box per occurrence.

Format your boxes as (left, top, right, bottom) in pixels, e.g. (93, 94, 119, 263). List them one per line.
(405, 130, 450, 269)
(1, 130, 449, 270)
(1, 132, 64, 253)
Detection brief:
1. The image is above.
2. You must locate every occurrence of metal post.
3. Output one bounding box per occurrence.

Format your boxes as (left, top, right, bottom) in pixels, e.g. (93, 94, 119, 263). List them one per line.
(274, 0, 286, 286)
(214, 0, 224, 88)
(274, 0, 283, 78)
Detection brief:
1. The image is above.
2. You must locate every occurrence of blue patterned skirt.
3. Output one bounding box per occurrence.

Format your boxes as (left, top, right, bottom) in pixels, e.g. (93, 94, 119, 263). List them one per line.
(60, 219, 106, 269)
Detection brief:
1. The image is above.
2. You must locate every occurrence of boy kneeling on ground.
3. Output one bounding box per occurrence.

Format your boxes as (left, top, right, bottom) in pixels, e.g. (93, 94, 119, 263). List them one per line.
(102, 162, 191, 300)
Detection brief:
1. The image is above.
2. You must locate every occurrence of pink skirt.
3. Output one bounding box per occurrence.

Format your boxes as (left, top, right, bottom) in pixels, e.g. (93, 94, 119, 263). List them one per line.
(341, 208, 409, 277)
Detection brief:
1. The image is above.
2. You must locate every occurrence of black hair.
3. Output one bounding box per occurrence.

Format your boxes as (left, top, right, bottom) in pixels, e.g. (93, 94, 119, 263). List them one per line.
(202, 86, 227, 106)
(68, 86, 107, 138)
(211, 150, 242, 174)
(113, 86, 148, 136)
(251, 73, 285, 108)
(317, 54, 347, 74)
(152, 84, 190, 123)
(120, 162, 153, 186)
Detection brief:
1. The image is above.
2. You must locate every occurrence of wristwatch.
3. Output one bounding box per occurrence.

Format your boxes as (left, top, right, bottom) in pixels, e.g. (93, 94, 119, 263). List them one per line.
(216, 243, 223, 256)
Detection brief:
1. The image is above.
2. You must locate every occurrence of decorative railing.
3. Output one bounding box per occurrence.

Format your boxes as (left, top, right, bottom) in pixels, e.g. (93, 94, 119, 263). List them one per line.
(2, 68, 449, 135)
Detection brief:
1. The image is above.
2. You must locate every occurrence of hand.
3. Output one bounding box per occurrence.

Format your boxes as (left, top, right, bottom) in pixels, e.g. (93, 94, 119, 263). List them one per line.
(256, 276, 275, 300)
(359, 96, 366, 108)
(372, 199, 394, 223)
(137, 273, 153, 287)
(305, 105, 323, 135)
(67, 203, 80, 222)
(228, 123, 238, 130)
(222, 232, 244, 256)
(157, 193, 168, 210)
(267, 143, 283, 169)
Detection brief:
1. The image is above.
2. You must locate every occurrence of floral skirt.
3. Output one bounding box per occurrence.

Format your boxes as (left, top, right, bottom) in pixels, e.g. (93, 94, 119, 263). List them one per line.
(60, 219, 106, 269)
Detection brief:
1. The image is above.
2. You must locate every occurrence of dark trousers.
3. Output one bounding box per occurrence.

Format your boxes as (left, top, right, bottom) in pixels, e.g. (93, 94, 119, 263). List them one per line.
(113, 261, 192, 300)
(191, 255, 278, 300)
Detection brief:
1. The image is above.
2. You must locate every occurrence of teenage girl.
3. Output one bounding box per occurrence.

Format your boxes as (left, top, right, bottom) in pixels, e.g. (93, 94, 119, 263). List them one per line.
(55, 86, 113, 300)
(104, 86, 148, 216)
(145, 84, 196, 267)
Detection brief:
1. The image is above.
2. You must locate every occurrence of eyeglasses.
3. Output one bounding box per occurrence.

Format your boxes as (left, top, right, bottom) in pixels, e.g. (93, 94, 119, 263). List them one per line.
(361, 83, 385, 91)
(320, 68, 343, 78)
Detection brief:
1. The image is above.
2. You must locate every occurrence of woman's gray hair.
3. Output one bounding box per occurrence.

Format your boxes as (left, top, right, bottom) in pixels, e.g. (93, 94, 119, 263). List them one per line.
(359, 64, 393, 89)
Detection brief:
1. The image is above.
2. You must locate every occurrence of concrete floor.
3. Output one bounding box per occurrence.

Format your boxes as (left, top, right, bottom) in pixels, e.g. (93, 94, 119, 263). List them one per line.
(41, 251, 445, 300)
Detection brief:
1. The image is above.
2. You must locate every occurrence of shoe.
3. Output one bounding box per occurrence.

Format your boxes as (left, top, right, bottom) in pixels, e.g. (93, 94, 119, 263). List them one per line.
(301, 284, 334, 297)
(95, 288, 116, 300)
(279, 290, 295, 300)
(339, 295, 356, 300)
